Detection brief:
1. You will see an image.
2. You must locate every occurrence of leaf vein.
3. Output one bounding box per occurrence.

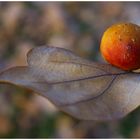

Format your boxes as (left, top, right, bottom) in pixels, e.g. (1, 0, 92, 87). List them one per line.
(59, 75, 118, 106)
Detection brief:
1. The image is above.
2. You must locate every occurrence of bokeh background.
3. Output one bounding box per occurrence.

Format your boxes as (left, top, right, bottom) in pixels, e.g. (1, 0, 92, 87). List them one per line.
(0, 2, 140, 138)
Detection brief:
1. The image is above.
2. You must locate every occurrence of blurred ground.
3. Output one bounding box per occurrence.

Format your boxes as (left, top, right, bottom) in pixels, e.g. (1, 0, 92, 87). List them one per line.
(0, 2, 140, 138)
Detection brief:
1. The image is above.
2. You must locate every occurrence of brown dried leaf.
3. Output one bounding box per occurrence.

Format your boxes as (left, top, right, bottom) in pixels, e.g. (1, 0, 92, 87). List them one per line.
(0, 46, 140, 120)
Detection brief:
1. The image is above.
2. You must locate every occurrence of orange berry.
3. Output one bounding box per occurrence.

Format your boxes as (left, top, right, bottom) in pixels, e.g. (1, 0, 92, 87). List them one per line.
(100, 23, 140, 70)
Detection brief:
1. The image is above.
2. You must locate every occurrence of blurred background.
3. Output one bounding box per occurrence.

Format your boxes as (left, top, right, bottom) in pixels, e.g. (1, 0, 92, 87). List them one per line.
(0, 2, 140, 138)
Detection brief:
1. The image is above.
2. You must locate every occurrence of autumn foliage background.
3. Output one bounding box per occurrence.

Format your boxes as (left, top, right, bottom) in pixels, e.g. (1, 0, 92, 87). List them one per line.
(0, 2, 140, 138)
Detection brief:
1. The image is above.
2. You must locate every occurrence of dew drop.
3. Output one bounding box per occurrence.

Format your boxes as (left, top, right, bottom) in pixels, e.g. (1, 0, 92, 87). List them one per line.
(118, 35, 122, 41)
(131, 38, 135, 43)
